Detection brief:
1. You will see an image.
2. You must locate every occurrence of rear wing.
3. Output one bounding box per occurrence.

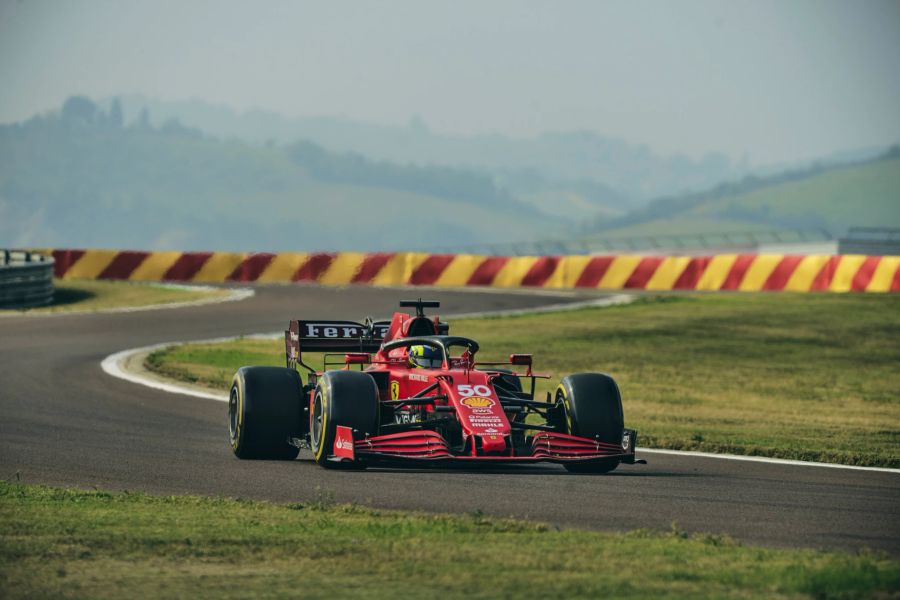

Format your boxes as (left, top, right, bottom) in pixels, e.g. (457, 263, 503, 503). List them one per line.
(285, 319, 390, 370)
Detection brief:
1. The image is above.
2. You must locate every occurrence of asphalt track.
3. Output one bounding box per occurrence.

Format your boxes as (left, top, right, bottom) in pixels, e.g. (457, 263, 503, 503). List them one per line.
(1, 284, 898, 554)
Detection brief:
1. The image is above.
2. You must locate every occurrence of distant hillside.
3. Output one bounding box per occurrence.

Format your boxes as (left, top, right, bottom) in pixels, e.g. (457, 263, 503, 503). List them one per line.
(587, 149, 900, 239)
(105, 95, 742, 203)
(0, 98, 557, 252)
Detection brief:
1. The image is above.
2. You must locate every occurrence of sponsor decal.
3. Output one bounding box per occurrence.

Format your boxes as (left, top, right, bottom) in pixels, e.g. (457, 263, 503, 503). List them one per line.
(409, 373, 428, 382)
(469, 415, 504, 428)
(458, 393, 505, 432)
(394, 412, 420, 424)
(333, 425, 355, 460)
(305, 324, 364, 338)
(461, 396, 494, 409)
(390, 381, 400, 400)
(299, 321, 388, 339)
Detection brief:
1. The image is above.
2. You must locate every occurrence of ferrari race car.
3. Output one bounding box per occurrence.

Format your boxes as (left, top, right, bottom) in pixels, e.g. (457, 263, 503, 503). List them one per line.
(228, 299, 644, 473)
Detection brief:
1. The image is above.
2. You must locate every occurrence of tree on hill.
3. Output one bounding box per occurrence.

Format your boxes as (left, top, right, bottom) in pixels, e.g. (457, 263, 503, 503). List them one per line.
(136, 107, 152, 130)
(0, 97, 556, 252)
(61, 96, 98, 124)
(109, 98, 124, 129)
(285, 140, 532, 212)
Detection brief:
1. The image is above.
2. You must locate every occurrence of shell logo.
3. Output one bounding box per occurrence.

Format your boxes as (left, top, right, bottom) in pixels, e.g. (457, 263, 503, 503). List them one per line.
(461, 396, 494, 409)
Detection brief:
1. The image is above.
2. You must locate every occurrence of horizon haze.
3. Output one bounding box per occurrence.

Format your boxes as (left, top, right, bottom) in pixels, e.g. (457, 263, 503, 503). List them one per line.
(2, 0, 900, 165)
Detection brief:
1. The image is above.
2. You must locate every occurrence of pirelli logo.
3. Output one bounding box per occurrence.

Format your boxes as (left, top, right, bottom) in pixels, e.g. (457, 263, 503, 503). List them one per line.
(39, 248, 900, 293)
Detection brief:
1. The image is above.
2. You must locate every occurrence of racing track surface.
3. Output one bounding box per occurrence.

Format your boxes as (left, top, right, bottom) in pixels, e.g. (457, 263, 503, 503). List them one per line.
(1, 285, 898, 554)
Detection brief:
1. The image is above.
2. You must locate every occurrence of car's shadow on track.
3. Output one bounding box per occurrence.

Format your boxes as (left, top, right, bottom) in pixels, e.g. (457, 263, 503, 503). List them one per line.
(290, 457, 693, 478)
(359, 468, 696, 478)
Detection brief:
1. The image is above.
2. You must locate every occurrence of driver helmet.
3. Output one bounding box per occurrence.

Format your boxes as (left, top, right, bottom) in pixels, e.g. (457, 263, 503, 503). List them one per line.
(409, 345, 441, 369)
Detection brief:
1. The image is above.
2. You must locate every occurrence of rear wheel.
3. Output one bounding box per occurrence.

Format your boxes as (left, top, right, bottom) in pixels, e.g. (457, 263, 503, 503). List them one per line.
(310, 370, 380, 469)
(556, 373, 624, 474)
(229, 366, 304, 460)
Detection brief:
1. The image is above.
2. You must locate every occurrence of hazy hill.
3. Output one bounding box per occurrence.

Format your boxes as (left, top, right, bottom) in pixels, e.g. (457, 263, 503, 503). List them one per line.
(7, 96, 895, 254)
(107, 95, 742, 204)
(0, 98, 557, 252)
(586, 149, 900, 239)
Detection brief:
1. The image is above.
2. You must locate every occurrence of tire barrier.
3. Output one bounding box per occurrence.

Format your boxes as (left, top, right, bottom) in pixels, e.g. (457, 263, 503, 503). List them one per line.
(0, 250, 55, 308)
(40, 248, 900, 293)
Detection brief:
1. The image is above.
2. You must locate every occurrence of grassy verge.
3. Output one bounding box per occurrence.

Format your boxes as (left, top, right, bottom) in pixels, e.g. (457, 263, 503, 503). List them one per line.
(1, 482, 897, 599)
(146, 293, 900, 468)
(0, 279, 230, 314)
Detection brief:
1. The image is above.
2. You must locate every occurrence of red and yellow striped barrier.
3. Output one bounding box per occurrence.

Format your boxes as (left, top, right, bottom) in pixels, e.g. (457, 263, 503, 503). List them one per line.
(45, 249, 900, 293)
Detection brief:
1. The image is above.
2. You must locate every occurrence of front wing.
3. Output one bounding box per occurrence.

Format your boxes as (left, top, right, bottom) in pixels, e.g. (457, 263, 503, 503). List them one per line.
(331, 427, 644, 466)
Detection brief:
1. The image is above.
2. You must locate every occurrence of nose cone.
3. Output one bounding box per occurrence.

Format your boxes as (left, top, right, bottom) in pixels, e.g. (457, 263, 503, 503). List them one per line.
(446, 377, 512, 454)
(479, 434, 507, 453)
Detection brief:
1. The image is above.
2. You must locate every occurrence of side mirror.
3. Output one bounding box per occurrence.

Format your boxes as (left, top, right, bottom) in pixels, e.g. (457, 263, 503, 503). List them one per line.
(510, 354, 532, 366)
(344, 353, 371, 366)
(510, 354, 533, 376)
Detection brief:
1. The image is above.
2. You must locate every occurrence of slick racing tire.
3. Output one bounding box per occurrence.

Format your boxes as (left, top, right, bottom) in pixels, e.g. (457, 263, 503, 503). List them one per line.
(229, 366, 304, 460)
(310, 370, 380, 469)
(556, 373, 624, 474)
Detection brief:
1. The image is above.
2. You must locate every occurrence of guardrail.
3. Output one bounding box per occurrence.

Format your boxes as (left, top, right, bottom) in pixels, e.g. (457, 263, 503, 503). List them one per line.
(0, 250, 55, 308)
(838, 227, 900, 256)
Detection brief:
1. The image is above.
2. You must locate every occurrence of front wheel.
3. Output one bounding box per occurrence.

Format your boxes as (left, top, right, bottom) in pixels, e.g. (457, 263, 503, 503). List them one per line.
(556, 373, 624, 474)
(310, 370, 380, 469)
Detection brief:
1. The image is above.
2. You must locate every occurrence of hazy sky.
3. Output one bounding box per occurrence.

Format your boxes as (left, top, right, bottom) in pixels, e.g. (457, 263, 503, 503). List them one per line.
(1, 0, 899, 164)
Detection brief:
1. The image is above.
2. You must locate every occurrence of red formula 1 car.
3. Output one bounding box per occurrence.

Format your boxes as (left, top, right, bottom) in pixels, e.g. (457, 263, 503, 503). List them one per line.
(228, 299, 644, 473)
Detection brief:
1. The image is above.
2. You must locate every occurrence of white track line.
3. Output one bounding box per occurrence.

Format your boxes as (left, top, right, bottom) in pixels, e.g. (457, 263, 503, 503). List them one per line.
(101, 332, 279, 402)
(372, 283, 584, 298)
(99, 293, 899, 475)
(636, 448, 898, 474)
(447, 294, 635, 318)
(102, 344, 229, 402)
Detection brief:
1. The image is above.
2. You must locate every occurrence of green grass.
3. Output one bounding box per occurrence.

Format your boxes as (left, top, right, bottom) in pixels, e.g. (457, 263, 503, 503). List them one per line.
(0, 279, 229, 314)
(696, 157, 900, 231)
(147, 294, 900, 468)
(1, 482, 897, 599)
(599, 155, 900, 238)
